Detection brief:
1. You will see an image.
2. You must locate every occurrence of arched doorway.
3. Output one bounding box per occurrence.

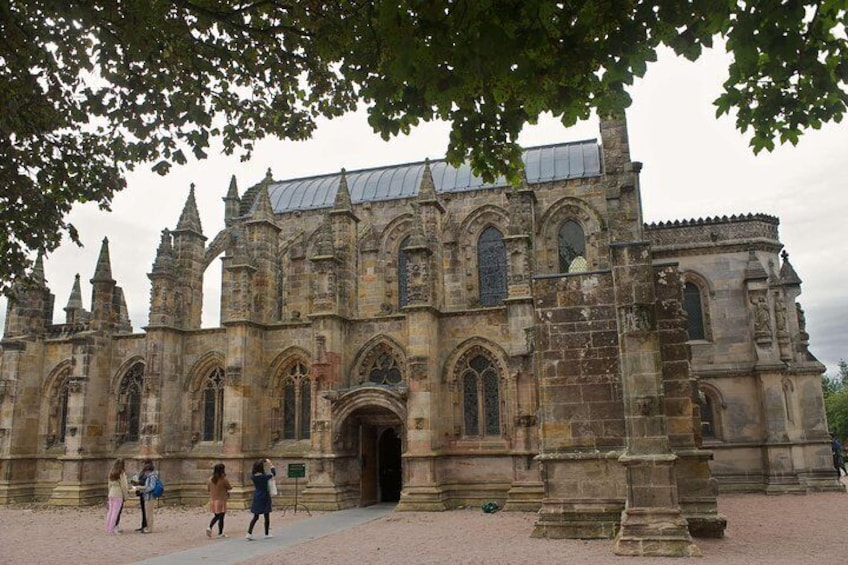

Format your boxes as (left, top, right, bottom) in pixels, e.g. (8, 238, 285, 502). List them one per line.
(329, 386, 407, 507)
(378, 428, 402, 502)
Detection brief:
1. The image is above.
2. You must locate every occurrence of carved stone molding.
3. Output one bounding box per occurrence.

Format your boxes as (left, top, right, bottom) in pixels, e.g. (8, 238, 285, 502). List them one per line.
(225, 365, 242, 387)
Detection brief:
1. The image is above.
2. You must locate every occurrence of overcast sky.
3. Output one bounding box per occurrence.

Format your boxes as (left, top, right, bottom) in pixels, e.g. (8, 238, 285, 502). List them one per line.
(2, 46, 846, 375)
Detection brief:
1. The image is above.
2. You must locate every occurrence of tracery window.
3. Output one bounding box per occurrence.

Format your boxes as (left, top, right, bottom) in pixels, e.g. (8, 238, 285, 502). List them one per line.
(461, 354, 501, 437)
(50, 372, 71, 445)
(477, 226, 507, 307)
(558, 220, 587, 273)
(201, 367, 225, 442)
(117, 362, 144, 443)
(398, 236, 411, 308)
(683, 282, 706, 340)
(366, 352, 403, 385)
(275, 361, 311, 441)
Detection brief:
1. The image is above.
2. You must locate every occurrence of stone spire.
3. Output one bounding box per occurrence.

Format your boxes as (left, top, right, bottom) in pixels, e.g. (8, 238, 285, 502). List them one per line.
(334, 168, 352, 210)
(418, 159, 437, 200)
(226, 174, 239, 200)
(31, 253, 46, 286)
(250, 182, 275, 223)
(151, 229, 174, 273)
(779, 250, 802, 285)
(65, 274, 83, 311)
(91, 237, 114, 283)
(176, 183, 203, 235)
(223, 175, 241, 226)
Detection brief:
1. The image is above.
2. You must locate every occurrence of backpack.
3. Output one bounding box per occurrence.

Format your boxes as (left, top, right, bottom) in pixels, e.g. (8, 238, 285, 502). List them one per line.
(151, 476, 164, 498)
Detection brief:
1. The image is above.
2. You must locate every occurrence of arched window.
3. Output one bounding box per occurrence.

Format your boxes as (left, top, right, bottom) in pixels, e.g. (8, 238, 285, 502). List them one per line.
(558, 220, 586, 273)
(398, 236, 410, 308)
(701, 394, 716, 440)
(683, 282, 706, 340)
(117, 362, 144, 443)
(201, 367, 225, 442)
(277, 361, 311, 441)
(461, 354, 501, 437)
(477, 226, 507, 307)
(56, 376, 70, 444)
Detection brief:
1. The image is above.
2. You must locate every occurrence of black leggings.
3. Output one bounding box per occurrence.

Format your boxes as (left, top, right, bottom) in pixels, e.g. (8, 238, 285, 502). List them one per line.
(209, 512, 226, 534)
(248, 512, 270, 535)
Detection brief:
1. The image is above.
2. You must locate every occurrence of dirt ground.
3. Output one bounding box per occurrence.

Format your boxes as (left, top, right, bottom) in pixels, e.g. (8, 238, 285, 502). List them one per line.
(1, 485, 847, 565)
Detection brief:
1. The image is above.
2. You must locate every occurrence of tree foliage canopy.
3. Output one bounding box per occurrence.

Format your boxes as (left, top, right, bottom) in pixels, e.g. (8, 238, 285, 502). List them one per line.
(824, 360, 848, 440)
(2, 1, 847, 293)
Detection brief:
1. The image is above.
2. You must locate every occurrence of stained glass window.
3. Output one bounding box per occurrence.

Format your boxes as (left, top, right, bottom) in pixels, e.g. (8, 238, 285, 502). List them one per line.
(118, 362, 144, 442)
(202, 367, 224, 442)
(283, 379, 296, 439)
(460, 353, 501, 437)
(399, 236, 410, 308)
(463, 374, 479, 436)
(300, 379, 311, 440)
(277, 361, 311, 441)
(367, 352, 403, 385)
(683, 282, 706, 340)
(477, 227, 507, 306)
(558, 220, 586, 273)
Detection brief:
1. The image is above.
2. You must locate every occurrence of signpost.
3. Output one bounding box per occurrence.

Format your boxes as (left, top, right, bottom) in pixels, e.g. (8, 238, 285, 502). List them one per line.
(281, 463, 311, 516)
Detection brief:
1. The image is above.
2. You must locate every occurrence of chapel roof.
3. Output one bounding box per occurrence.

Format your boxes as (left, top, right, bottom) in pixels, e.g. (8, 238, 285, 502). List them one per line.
(242, 138, 601, 215)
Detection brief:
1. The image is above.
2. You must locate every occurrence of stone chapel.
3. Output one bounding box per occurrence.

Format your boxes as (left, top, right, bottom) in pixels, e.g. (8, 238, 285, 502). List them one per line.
(0, 116, 840, 555)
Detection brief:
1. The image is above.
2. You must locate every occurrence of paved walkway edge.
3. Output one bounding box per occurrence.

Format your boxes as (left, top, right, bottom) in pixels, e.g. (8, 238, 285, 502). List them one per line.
(132, 504, 396, 565)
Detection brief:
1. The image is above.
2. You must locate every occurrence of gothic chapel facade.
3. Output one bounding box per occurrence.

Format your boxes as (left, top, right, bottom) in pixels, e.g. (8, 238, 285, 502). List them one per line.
(0, 116, 840, 555)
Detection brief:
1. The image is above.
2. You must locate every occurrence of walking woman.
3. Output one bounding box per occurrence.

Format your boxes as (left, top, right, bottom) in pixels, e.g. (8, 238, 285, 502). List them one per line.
(105, 458, 130, 534)
(245, 458, 275, 541)
(206, 463, 233, 538)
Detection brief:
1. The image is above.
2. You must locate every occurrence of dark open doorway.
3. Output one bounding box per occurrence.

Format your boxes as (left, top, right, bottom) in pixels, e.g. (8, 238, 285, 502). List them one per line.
(378, 427, 402, 502)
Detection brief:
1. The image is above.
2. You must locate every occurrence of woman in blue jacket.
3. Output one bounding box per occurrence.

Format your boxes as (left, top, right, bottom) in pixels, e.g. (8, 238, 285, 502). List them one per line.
(245, 458, 276, 540)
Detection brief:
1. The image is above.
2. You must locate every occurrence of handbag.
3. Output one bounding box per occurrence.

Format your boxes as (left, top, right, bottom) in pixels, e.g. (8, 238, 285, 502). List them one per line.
(268, 478, 278, 496)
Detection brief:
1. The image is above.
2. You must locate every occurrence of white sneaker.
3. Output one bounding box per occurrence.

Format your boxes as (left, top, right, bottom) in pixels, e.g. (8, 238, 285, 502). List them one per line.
(263, 533, 274, 539)
(217, 533, 228, 538)
(206, 527, 212, 538)
(245, 533, 255, 541)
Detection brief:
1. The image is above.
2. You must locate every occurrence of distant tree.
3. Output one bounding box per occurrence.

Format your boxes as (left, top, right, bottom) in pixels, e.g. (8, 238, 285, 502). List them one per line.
(2, 1, 846, 293)
(824, 360, 848, 440)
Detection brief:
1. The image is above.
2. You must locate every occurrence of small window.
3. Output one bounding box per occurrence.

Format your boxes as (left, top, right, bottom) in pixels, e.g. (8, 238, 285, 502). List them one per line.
(202, 367, 225, 442)
(558, 220, 586, 273)
(683, 282, 706, 340)
(477, 227, 507, 306)
(398, 236, 410, 308)
(701, 394, 716, 440)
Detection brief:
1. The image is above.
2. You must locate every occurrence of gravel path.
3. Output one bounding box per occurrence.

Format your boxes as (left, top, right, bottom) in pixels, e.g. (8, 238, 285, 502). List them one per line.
(1, 483, 847, 565)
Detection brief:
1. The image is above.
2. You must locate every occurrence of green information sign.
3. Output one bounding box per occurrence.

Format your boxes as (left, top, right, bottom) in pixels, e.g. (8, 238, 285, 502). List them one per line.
(287, 463, 306, 479)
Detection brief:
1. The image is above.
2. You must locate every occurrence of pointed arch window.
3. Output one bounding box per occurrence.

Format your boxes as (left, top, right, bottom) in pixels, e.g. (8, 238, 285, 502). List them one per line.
(117, 362, 144, 443)
(202, 367, 225, 442)
(398, 236, 411, 308)
(461, 354, 501, 437)
(55, 373, 71, 444)
(558, 220, 587, 273)
(683, 282, 706, 340)
(478, 226, 507, 307)
(275, 361, 311, 441)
